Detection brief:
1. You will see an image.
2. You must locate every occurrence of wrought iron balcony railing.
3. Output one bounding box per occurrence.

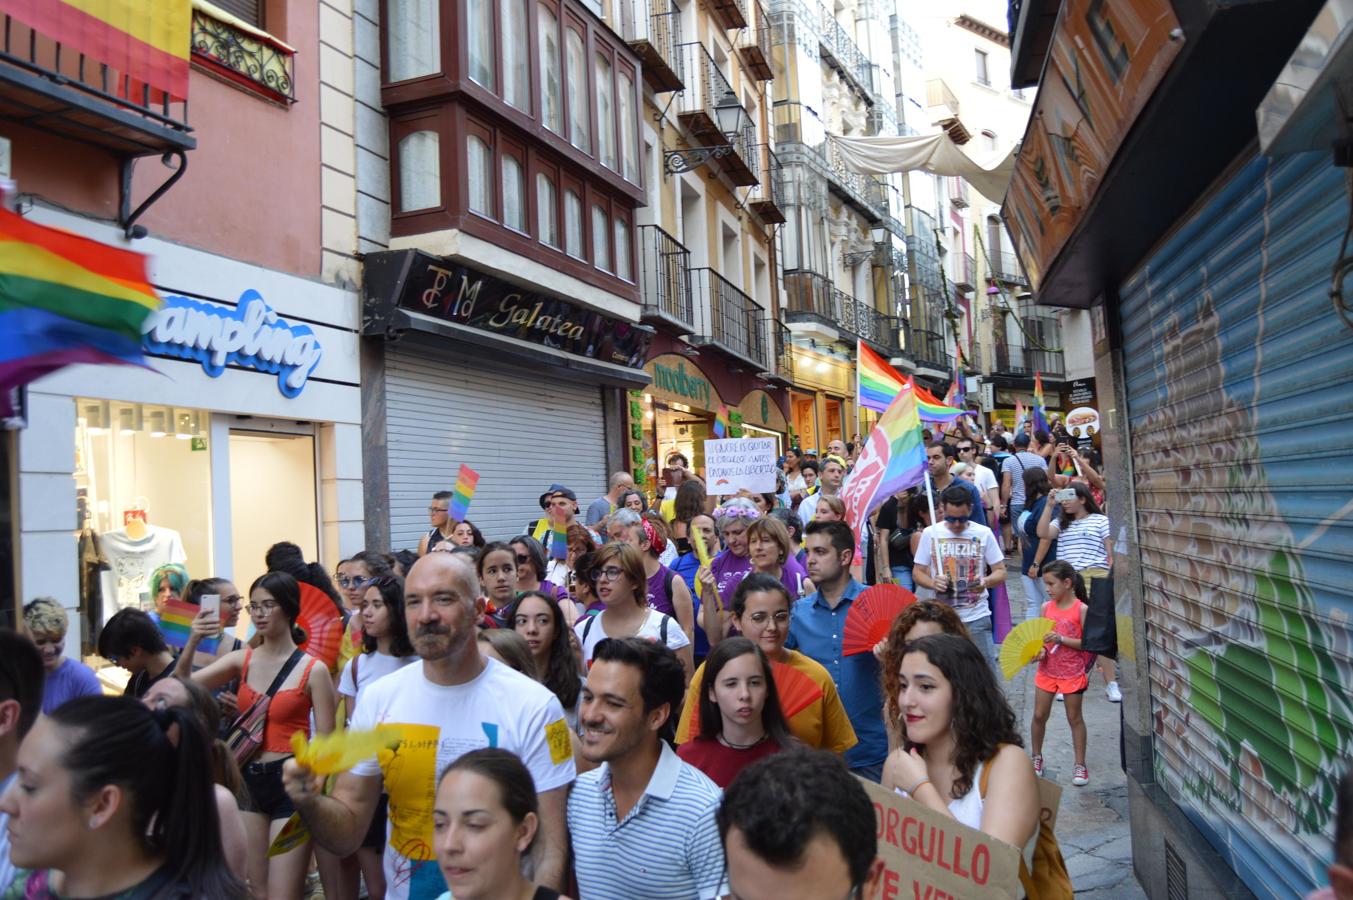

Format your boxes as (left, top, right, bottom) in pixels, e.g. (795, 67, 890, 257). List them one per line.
(748, 144, 786, 224)
(676, 43, 737, 141)
(0, 13, 194, 157)
(783, 269, 839, 323)
(908, 327, 950, 371)
(738, 0, 773, 80)
(991, 251, 1030, 286)
(772, 101, 887, 222)
(690, 267, 768, 368)
(993, 343, 1065, 377)
(817, 1, 873, 100)
(955, 252, 975, 291)
(619, 0, 683, 92)
(191, 4, 295, 103)
(638, 224, 694, 333)
(771, 316, 793, 381)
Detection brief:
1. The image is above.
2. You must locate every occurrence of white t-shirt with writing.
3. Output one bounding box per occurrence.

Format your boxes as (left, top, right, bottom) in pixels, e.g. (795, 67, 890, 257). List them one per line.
(912, 521, 1005, 622)
(349, 658, 575, 900)
(574, 608, 690, 665)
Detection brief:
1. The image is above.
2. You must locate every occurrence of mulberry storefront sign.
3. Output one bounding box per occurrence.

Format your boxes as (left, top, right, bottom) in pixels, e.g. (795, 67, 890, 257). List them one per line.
(365, 250, 653, 368)
(142, 290, 323, 398)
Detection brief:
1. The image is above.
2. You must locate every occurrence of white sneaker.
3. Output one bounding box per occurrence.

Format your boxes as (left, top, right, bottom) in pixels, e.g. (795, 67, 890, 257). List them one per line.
(1055, 692, 1064, 702)
(1106, 681, 1122, 702)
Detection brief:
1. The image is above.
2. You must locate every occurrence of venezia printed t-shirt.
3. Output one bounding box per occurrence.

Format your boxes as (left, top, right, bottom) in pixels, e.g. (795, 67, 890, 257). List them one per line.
(349, 658, 575, 900)
(912, 521, 1004, 622)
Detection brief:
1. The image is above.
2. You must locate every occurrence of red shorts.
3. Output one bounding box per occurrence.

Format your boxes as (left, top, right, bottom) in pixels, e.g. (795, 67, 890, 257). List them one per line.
(1035, 671, 1088, 694)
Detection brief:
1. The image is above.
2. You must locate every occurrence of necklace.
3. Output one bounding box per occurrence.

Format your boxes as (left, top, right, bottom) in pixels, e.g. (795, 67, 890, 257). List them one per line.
(718, 732, 768, 751)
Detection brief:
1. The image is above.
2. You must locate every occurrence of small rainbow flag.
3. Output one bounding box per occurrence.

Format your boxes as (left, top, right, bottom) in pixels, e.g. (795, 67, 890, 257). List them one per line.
(0, 207, 158, 414)
(1032, 372, 1049, 432)
(1014, 398, 1027, 428)
(159, 597, 219, 654)
(840, 378, 926, 549)
(856, 340, 906, 413)
(550, 518, 568, 560)
(913, 382, 964, 424)
(713, 404, 729, 439)
(448, 464, 478, 522)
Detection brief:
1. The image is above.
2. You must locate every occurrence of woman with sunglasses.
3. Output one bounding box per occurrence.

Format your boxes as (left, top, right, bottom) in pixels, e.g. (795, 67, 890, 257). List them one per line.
(509, 536, 571, 606)
(179, 571, 337, 900)
(696, 498, 760, 646)
(675, 574, 856, 754)
(572, 542, 692, 678)
(334, 551, 393, 613)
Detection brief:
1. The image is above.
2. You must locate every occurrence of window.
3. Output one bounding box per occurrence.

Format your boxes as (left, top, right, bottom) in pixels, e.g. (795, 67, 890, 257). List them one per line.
(566, 28, 589, 152)
(397, 130, 440, 211)
(468, 0, 495, 88)
(592, 204, 610, 270)
(564, 189, 583, 257)
(537, 172, 559, 246)
(981, 129, 998, 153)
(501, 0, 529, 109)
(468, 135, 493, 216)
(618, 70, 638, 183)
(216, 0, 262, 27)
(539, 5, 562, 132)
(614, 217, 631, 279)
(502, 155, 525, 231)
(388, 0, 439, 82)
(974, 48, 989, 86)
(595, 53, 615, 169)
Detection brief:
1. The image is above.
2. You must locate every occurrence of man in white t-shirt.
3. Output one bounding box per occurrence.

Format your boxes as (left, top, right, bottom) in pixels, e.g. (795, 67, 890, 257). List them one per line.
(912, 483, 1007, 667)
(284, 554, 574, 899)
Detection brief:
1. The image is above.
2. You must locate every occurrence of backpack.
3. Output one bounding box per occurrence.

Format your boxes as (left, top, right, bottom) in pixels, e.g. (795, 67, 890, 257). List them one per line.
(979, 752, 1074, 900)
(581, 611, 671, 647)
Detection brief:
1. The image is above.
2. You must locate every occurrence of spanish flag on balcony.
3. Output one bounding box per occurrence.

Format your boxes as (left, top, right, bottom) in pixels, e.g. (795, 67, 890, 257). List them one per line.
(0, 0, 191, 101)
(0, 207, 157, 412)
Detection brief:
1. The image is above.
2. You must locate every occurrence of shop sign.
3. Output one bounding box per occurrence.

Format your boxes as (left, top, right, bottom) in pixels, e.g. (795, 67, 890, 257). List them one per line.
(142, 290, 323, 399)
(651, 359, 712, 408)
(1003, 0, 1183, 291)
(391, 254, 652, 367)
(1066, 378, 1096, 408)
(738, 389, 788, 432)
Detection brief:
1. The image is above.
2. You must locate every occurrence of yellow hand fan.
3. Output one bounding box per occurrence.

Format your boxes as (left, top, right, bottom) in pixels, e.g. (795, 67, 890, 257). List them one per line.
(998, 617, 1057, 680)
(291, 725, 404, 775)
(268, 812, 310, 857)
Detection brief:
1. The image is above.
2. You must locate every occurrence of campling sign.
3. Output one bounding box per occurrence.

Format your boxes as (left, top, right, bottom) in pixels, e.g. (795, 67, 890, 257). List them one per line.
(141, 290, 324, 398)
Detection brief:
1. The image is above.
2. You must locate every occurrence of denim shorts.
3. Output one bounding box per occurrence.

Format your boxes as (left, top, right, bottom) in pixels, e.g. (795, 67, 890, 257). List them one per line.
(242, 757, 296, 821)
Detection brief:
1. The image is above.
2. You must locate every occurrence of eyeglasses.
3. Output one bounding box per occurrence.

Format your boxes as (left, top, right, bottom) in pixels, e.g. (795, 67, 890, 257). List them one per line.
(428, 506, 449, 514)
(590, 566, 626, 582)
(336, 574, 376, 590)
(247, 600, 281, 616)
(745, 611, 790, 626)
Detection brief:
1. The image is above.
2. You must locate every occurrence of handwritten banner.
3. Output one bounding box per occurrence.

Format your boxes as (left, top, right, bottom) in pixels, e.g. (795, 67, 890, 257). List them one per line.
(704, 437, 777, 494)
(859, 777, 1023, 900)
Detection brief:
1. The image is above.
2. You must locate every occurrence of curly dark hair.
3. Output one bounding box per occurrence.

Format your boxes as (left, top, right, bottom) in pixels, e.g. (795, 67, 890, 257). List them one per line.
(899, 633, 1021, 800)
(880, 601, 970, 732)
(506, 590, 581, 712)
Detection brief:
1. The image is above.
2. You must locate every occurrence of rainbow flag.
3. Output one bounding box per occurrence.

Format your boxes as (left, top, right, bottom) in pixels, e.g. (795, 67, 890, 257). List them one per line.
(1032, 372, 1049, 432)
(713, 404, 730, 439)
(840, 378, 926, 549)
(913, 382, 964, 424)
(0, 207, 158, 412)
(856, 340, 906, 413)
(448, 464, 479, 522)
(159, 597, 219, 654)
(550, 518, 568, 560)
(1014, 399, 1027, 429)
(0, 0, 192, 101)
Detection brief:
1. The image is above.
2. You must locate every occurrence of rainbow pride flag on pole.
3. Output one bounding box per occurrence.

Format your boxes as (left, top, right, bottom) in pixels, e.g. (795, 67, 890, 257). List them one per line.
(1032, 372, 1049, 432)
(448, 464, 479, 522)
(913, 382, 964, 425)
(0, 207, 158, 414)
(550, 519, 568, 560)
(856, 340, 906, 413)
(840, 377, 927, 550)
(1014, 399, 1027, 429)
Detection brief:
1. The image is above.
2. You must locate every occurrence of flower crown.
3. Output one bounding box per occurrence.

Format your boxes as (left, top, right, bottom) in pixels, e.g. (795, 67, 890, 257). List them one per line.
(713, 506, 762, 520)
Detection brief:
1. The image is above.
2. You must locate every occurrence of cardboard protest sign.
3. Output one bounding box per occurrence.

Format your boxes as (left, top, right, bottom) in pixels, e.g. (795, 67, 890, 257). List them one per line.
(704, 437, 777, 493)
(860, 777, 1023, 900)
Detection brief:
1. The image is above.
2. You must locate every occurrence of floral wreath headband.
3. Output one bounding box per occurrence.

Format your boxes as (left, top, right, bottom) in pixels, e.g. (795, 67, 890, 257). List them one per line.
(714, 506, 762, 520)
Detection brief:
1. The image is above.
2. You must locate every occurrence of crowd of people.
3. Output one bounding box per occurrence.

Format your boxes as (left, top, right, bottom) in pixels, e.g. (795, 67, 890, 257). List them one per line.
(16, 414, 1348, 900)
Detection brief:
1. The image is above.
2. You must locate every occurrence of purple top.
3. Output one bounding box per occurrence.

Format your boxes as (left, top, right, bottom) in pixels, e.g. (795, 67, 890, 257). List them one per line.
(711, 549, 754, 610)
(645, 565, 677, 616)
(42, 657, 103, 715)
(777, 557, 811, 598)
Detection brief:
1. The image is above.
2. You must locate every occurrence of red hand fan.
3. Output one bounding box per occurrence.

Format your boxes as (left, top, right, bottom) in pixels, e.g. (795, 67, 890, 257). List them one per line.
(842, 584, 917, 656)
(296, 582, 345, 671)
(687, 659, 825, 735)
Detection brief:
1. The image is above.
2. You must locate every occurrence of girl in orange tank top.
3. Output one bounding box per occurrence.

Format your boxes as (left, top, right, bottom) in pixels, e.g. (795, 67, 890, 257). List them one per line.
(1029, 561, 1091, 787)
(179, 570, 338, 900)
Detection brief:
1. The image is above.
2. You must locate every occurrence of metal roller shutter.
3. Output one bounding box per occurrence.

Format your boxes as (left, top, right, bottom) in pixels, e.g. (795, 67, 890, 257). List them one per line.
(1119, 149, 1353, 898)
(385, 336, 609, 547)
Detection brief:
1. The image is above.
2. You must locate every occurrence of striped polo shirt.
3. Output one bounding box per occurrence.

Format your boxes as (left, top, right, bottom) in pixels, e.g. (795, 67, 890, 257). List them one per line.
(567, 741, 728, 900)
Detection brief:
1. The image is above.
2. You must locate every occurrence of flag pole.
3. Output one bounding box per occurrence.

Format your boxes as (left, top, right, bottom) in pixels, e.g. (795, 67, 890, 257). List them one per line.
(923, 466, 940, 587)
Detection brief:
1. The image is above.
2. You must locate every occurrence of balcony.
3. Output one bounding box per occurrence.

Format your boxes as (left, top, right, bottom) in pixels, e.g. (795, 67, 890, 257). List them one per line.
(192, 4, 296, 104)
(747, 145, 786, 224)
(908, 327, 950, 372)
(817, 1, 874, 102)
(676, 43, 736, 140)
(949, 177, 970, 209)
(992, 344, 1065, 378)
(769, 316, 794, 383)
(781, 270, 897, 351)
(620, 0, 684, 93)
(721, 119, 760, 187)
(638, 225, 694, 334)
(690, 267, 768, 369)
(708, 0, 748, 31)
(738, 0, 773, 81)
(955, 252, 975, 291)
(0, 13, 194, 158)
(773, 101, 888, 222)
(991, 251, 1030, 286)
(925, 79, 960, 117)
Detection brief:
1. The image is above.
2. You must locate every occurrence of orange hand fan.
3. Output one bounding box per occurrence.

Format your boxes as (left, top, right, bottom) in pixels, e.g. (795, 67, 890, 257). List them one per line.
(842, 584, 917, 655)
(296, 582, 345, 671)
(686, 660, 825, 735)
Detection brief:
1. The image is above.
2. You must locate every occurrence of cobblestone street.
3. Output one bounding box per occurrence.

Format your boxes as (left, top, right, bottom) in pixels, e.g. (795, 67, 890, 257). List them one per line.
(1002, 575, 1147, 898)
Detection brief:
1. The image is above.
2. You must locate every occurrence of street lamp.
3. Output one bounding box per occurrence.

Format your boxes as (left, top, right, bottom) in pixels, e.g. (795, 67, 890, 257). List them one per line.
(664, 88, 747, 177)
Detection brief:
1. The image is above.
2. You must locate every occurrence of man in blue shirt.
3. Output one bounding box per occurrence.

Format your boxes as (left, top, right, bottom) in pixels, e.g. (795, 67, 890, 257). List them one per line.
(785, 520, 887, 782)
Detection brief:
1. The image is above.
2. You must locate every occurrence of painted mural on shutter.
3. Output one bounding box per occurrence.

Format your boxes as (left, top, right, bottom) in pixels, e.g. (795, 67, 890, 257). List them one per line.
(1119, 150, 1353, 898)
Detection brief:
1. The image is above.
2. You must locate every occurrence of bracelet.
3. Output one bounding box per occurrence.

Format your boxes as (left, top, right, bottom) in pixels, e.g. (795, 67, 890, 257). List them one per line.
(907, 776, 931, 796)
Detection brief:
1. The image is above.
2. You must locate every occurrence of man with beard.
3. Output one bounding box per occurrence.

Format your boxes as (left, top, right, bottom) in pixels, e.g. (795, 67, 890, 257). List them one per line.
(568, 637, 727, 900)
(282, 553, 574, 898)
(785, 520, 887, 782)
